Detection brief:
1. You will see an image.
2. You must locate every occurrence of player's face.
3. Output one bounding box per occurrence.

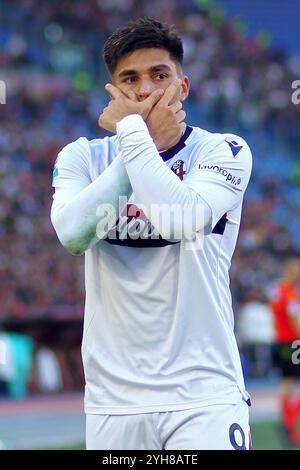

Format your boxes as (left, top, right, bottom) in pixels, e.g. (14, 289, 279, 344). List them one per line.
(112, 48, 189, 102)
(285, 259, 300, 283)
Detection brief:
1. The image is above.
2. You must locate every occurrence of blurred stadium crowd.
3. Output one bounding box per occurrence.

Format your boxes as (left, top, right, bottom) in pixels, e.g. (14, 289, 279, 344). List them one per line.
(0, 0, 300, 322)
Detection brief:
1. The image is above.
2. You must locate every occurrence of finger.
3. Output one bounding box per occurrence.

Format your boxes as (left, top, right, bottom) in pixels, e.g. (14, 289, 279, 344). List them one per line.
(169, 101, 182, 113)
(105, 83, 124, 100)
(168, 84, 182, 106)
(98, 112, 105, 127)
(125, 90, 138, 102)
(142, 88, 164, 113)
(159, 79, 182, 106)
(176, 110, 186, 123)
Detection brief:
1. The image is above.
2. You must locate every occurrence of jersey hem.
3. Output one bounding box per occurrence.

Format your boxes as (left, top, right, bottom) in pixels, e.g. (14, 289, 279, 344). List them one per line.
(84, 390, 245, 415)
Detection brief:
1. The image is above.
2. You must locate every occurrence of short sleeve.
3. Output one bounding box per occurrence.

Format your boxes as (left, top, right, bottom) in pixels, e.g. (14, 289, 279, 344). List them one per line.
(183, 135, 252, 230)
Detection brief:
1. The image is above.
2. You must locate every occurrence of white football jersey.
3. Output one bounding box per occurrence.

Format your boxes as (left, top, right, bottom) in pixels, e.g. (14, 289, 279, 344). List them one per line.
(52, 122, 252, 414)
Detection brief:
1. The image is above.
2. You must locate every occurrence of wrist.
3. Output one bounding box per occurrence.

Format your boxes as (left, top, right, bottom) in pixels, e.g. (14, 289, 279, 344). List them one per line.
(117, 114, 150, 140)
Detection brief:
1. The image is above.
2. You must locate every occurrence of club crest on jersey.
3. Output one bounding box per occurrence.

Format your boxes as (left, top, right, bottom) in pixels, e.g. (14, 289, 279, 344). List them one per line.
(225, 139, 243, 157)
(171, 160, 186, 180)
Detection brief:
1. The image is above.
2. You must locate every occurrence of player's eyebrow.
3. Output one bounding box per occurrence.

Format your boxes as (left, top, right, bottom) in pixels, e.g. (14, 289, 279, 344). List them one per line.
(149, 64, 172, 73)
(118, 64, 172, 78)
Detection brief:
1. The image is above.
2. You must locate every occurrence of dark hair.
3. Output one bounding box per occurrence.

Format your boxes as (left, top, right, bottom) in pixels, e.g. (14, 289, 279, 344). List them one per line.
(103, 17, 184, 75)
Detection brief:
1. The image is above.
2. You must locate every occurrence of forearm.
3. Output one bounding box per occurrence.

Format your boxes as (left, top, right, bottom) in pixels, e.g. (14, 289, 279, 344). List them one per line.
(51, 154, 132, 255)
(117, 115, 211, 240)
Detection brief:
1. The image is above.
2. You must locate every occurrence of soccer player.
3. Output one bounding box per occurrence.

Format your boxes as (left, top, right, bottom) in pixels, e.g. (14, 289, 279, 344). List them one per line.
(51, 18, 252, 450)
(269, 259, 300, 444)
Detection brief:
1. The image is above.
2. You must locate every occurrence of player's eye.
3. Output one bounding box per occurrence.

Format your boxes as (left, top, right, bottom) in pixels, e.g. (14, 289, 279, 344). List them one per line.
(124, 76, 137, 84)
(155, 73, 168, 80)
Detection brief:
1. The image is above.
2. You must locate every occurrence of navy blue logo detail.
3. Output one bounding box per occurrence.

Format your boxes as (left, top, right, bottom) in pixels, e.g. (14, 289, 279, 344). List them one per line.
(225, 139, 243, 157)
(229, 423, 246, 450)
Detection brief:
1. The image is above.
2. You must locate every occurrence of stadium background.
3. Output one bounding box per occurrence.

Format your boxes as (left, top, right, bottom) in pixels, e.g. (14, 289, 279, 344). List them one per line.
(0, 0, 300, 450)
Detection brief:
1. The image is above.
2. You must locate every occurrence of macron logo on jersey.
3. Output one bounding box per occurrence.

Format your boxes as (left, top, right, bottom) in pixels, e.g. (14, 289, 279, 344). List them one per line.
(225, 139, 243, 157)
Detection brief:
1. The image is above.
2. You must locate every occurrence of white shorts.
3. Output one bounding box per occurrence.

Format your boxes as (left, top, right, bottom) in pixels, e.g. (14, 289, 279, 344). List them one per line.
(86, 397, 251, 450)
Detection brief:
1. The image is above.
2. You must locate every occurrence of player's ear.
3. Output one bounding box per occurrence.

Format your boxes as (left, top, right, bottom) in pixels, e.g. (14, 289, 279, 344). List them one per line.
(180, 76, 190, 102)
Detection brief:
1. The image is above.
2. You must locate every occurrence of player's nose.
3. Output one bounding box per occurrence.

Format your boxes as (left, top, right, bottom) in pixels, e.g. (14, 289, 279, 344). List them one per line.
(137, 79, 155, 101)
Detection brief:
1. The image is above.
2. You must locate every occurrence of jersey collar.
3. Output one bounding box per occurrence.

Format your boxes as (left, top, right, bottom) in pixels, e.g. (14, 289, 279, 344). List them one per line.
(159, 125, 193, 162)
